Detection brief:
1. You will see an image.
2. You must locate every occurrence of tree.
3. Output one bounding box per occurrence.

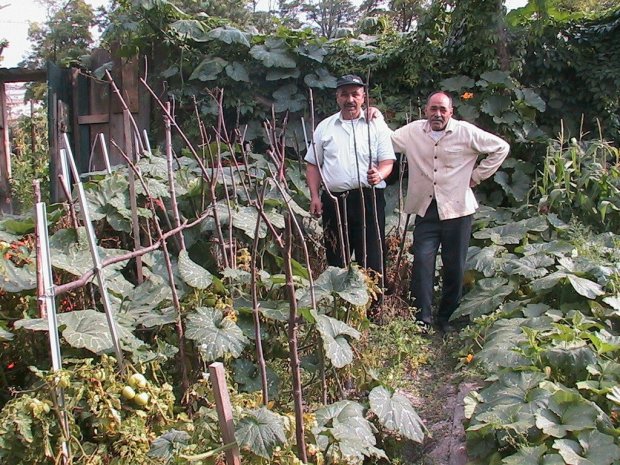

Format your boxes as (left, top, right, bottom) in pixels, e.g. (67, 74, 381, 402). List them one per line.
(20, 0, 95, 69)
(173, 0, 253, 25)
(302, 0, 359, 38)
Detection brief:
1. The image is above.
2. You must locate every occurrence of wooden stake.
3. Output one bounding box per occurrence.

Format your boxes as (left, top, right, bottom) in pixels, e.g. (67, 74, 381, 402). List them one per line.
(208, 362, 241, 465)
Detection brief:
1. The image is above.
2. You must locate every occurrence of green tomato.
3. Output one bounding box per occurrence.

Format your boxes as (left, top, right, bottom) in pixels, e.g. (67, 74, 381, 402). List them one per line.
(121, 386, 136, 400)
(128, 373, 147, 389)
(133, 392, 149, 406)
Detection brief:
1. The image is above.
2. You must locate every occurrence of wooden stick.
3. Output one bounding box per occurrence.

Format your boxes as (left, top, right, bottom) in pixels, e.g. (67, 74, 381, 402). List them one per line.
(208, 362, 241, 465)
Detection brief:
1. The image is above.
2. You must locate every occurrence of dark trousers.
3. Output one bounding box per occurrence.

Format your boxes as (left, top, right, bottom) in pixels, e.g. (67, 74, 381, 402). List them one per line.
(410, 200, 472, 324)
(321, 188, 386, 276)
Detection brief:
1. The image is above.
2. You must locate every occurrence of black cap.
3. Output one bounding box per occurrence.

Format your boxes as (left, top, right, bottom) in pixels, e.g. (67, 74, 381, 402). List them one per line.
(336, 74, 365, 88)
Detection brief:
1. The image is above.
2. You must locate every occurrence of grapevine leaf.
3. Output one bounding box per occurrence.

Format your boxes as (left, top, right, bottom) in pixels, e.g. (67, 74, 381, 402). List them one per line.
(314, 312, 360, 368)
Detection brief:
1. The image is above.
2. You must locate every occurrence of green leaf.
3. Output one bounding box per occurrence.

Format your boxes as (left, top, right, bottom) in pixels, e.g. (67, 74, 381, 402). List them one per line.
(272, 83, 306, 112)
(169, 20, 209, 41)
(249, 39, 296, 68)
(235, 407, 287, 459)
(369, 386, 425, 442)
(297, 42, 328, 62)
(0, 327, 13, 341)
(501, 254, 554, 279)
(467, 245, 507, 277)
(179, 250, 213, 289)
(121, 276, 176, 328)
(314, 401, 386, 462)
(0, 258, 36, 292)
(501, 445, 547, 465)
(148, 429, 191, 459)
(519, 88, 546, 112)
(566, 275, 604, 299)
(16, 309, 143, 354)
(304, 68, 337, 89)
(265, 68, 300, 80)
(535, 389, 601, 438)
(481, 95, 512, 117)
(440, 75, 475, 92)
(185, 307, 248, 361)
(299, 266, 370, 308)
(208, 26, 250, 47)
(225, 62, 250, 82)
(314, 312, 360, 368)
(233, 359, 280, 397)
(553, 430, 620, 465)
(474, 216, 548, 245)
(479, 70, 514, 87)
(189, 57, 228, 81)
(452, 277, 513, 319)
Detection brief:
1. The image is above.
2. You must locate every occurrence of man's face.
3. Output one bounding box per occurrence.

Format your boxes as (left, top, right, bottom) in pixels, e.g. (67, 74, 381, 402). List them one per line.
(424, 93, 453, 130)
(336, 85, 365, 120)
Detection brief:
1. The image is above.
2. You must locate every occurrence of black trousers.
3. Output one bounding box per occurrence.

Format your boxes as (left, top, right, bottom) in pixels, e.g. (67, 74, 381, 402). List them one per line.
(321, 188, 386, 276)
(410, 200, 472, 324)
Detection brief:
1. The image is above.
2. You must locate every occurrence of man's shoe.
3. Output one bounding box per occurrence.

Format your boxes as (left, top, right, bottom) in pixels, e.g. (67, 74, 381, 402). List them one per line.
(416, 319, 432, 334)
(438, 319, 456, 333)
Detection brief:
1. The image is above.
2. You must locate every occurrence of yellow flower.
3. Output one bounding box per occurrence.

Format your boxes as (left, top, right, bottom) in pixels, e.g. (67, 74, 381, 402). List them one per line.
(466, 353, 474, 364)
(462, 92, 474, 100)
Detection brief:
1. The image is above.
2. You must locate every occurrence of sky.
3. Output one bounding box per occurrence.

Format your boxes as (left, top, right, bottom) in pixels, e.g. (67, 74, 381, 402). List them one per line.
(0, 0, 528, 68)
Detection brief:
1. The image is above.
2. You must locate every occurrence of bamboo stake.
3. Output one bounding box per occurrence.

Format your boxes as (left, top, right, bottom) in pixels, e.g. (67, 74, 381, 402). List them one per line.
(164, 102, 186, 251)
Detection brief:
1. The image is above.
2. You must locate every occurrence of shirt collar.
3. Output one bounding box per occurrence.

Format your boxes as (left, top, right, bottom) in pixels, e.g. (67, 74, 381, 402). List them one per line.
(338, 110, 367, 124)
(423, 117, 456, 133)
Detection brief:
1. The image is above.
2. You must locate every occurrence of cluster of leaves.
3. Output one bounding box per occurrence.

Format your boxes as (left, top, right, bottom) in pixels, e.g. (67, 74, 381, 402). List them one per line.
(536, 137, 620, 233)
(8, 107, 50, 213)
(0, 138, 424, 464)
(455, 200, 620, 464)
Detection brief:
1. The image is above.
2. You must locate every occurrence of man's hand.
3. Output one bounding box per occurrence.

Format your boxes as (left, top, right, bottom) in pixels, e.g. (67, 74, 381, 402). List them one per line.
(367, 167, 384, 186)
(310, 198, 323, 217)
(366, 106, 381, 120)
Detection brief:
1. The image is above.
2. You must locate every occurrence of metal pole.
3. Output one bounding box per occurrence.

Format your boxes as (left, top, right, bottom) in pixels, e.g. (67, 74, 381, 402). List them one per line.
(60, 133, 125, 366)
(35, 202, 70, 464)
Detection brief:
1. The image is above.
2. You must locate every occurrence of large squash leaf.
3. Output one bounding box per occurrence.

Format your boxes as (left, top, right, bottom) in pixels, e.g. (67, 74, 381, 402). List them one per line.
(474, 216, 548, 245)
(178, 250, 213, 289)
(169, 20, 209, 41)
(207, 26, 250, 47)
(299, 266, 370, 308)
(233, 358, 280, 397)
(189, 57, 227, 81)
(121, 276, 176, 328)
(313, 400, 386, 463)
(535, 389, 602, 438)
(314, 311, 360, 368)
(249, 38, 296, 68)
(15, 309, 144, 354)
(368, 386, 425, 442)
(148, 429, 191, 460)
(185, 307, 248, 361)
(452, 277, 514, 319)
(0, 257, 36, 292)
(235, 407, 287, 459)
(553, 430, 620, 465)
(0, 327, 13, 341)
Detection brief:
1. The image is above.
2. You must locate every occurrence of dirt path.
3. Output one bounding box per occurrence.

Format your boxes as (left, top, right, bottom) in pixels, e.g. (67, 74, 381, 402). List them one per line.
(397, 331, 482, 465)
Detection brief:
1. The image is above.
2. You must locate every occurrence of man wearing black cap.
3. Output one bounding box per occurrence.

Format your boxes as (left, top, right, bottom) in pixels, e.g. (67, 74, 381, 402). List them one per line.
(305, 74, 396, 283)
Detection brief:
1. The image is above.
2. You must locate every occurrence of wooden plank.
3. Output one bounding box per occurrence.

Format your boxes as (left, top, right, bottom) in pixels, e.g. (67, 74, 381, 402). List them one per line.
(121, 56, 140, 114)
(78, 114, 110, 125)
(0, 68, 46, 83)
(88, 49, 113, 171)
(209, 362, 241, 465)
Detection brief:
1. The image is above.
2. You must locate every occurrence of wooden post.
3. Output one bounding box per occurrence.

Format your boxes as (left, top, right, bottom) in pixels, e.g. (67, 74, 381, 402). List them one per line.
(209, 362, 241, 465)
(0, 81, 12, 213)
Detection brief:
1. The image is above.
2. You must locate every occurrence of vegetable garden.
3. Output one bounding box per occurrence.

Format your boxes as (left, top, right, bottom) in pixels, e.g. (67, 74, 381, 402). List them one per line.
(1, 1, 619, 464)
